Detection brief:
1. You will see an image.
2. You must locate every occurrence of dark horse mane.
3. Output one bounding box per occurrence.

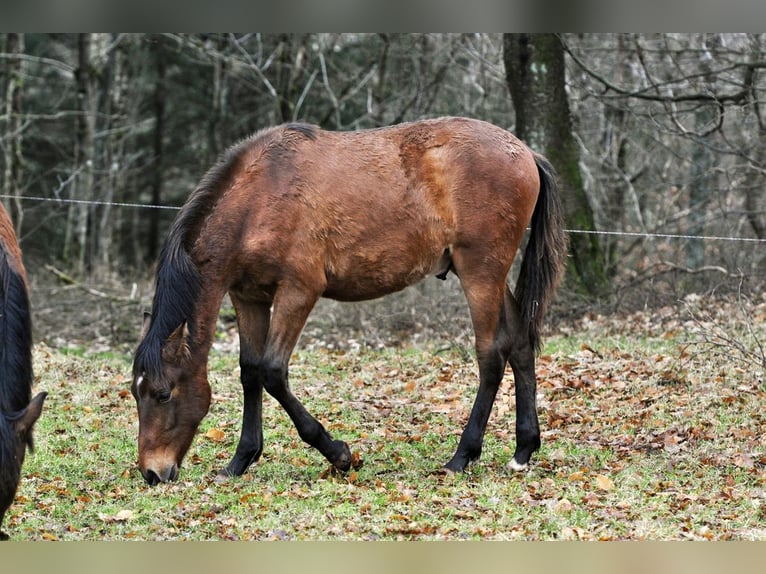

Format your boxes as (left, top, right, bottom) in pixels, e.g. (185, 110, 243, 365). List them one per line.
(134, 123, 318, 387)
(0, 235, 34, 488)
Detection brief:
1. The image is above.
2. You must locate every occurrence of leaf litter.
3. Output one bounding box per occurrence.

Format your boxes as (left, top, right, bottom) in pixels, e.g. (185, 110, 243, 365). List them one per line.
(8, 294, 766, 540)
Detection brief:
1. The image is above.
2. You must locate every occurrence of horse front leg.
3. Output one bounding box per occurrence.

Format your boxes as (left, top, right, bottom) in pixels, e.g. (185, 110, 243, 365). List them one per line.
(220, 299, 270, 477)
(261, 285, 352, 472)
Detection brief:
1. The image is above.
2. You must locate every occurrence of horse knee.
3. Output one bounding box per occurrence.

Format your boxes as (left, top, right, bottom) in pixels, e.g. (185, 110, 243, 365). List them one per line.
(259, 359, 287, 397)
(240, 357, 261, 386)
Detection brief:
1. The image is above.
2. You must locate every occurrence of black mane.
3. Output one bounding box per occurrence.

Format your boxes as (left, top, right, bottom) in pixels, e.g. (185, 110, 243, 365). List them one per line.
(0, 245, 32, 414)
(284, 122, 318, 140)
(133, 124, 320, 387)
(133, 133, 264, 386)
(0, 240, 33, 489)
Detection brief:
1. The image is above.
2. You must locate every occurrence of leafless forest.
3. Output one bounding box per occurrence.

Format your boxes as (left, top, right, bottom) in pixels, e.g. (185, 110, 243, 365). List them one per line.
(1, 33, 764, 348)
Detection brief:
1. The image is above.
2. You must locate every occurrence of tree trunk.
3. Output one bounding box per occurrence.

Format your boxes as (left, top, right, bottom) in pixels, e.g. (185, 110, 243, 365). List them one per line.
(2, 33, 25, 234)
(65, 33, 98, 274)
(275, 34, 309, 123)
(600, 33, 632, 274)
(743, 35, 765, 241)
(743, 134, 765, 240)
(95, 33, 119, 273)
(686, 113, 715, 268)
(147, 35, 167, 262)
(504, 33, 608, 296)
(207, 34, 228, 165)
(685, 35, 719, 269)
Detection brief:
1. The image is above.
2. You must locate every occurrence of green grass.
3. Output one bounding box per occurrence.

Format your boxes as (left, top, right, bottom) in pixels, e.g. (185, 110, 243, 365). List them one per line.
(7, 307, 766, 540)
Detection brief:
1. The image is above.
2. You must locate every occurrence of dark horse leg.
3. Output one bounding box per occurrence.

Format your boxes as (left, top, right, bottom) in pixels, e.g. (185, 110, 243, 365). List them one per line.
(221, 298, 270, 477)
(444, 268, 539, 472)
(259, 284, 352, 472)
(503, 287, 540, 471)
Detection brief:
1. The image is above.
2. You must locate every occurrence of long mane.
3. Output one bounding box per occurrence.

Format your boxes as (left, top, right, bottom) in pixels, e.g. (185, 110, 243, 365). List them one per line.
(0, 223, 33, 488)
(133, 129, 280, 385)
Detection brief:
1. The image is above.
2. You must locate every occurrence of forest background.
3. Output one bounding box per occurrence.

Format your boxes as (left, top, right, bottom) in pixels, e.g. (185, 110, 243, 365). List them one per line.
(3, 33, 766, 543)
(0, 32, 764, 347)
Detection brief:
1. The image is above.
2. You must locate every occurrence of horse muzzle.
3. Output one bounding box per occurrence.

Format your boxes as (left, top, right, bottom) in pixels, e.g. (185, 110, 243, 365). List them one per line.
(140, 462, 179, 485)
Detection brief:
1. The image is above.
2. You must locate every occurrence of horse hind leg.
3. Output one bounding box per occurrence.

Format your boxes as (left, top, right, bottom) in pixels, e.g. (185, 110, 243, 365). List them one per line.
(444, 271, 512, 472)
(444, 268, 541, 473)
(503, 287, 540, 471)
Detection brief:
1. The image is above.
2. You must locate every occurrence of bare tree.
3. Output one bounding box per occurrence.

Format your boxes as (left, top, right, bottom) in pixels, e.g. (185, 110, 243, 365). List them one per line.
(563, 33, 766, 281)
(2, 33, 25, 234)
(504, 33, 608, 296)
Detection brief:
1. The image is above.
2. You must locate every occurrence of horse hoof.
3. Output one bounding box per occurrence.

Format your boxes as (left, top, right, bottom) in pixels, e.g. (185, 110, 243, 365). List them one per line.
(443, 455, 469, 473)
(331, 440, 352, 472)
(433, 466, 459, 477)
(507, 458, 528, 472)
(214, 471, 231, 484)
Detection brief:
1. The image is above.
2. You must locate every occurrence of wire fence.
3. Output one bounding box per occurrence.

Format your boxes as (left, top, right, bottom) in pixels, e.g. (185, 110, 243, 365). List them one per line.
(8, 192, 762, 347)
(3, 193, 766, 245)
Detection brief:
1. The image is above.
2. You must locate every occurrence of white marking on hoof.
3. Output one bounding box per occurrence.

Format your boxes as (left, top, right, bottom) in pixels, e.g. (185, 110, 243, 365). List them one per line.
(507, 458, 528, 472)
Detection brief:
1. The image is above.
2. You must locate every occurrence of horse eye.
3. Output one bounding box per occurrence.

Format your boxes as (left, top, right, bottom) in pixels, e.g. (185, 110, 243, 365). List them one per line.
(156, 390, 172, 404)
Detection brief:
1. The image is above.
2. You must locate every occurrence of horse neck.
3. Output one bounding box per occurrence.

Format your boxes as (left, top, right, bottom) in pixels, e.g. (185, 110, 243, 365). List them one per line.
(186, 281, 227, 364)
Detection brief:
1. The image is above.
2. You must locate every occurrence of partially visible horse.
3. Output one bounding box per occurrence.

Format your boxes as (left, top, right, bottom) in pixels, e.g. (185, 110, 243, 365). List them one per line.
(132, 116, 566, 485)
(0, 203, 45, 540)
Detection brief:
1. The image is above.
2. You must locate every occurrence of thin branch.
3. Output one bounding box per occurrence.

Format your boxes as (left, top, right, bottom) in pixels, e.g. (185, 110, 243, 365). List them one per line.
(227, 33, 278, 98)
(560, 34, 757, 105)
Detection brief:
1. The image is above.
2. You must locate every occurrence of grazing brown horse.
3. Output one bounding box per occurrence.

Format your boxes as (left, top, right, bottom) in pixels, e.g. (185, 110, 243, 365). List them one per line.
(0, 204, 46, 539)
(132, 117, 566, 485)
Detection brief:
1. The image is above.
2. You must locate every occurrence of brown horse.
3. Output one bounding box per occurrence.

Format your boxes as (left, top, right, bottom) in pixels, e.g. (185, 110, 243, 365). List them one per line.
(0, 203, 46, 539)
(131, 116, 566, 485)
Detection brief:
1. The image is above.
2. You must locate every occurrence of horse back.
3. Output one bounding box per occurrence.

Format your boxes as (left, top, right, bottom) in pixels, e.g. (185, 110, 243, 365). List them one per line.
(193, 117, 540, 301)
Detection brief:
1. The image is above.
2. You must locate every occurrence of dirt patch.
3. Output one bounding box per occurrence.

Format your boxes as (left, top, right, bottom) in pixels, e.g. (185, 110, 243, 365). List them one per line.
(27, 267, 477, 355)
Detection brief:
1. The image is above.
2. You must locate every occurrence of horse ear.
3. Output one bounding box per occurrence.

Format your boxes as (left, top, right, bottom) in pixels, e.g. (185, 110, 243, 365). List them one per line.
(162, 322, 190, 364)
(140, 312, 152, 340)
(13, 392, 47, 440)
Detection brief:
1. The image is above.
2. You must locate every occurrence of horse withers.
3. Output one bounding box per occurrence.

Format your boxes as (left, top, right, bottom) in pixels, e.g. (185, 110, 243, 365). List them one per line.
(0, 203, 45, 539)
(132, 116, 567, 484)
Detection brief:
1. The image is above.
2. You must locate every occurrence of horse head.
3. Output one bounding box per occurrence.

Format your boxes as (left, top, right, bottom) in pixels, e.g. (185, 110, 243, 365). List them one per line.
(131, 318, 211, 485)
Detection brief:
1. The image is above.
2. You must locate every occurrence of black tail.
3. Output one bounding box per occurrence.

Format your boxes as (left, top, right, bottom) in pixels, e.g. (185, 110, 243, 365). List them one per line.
(514, 153, 568, 353)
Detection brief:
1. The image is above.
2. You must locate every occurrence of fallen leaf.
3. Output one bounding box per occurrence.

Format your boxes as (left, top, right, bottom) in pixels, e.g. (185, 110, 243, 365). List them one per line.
(99, 509, 134, 523)
(583, 492, 601, 506)
(554, 498, 573, 513)
(205, 428, 225, 442)
(595, 474, 615, 491)
(568, 470, 587, 482)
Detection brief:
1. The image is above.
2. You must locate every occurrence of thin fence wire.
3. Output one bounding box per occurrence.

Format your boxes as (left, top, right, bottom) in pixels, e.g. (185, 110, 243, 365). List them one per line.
(0, 194, 182, 211)
(3, 193, 766, 244)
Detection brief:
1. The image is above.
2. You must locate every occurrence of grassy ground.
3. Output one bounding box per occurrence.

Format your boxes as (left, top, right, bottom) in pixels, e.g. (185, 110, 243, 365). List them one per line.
(6, 296, 766, 540)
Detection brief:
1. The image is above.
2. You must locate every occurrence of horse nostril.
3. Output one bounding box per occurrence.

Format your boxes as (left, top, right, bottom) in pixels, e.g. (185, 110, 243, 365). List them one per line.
(143, 464, 178, 485)
(144, 469, 161, 486)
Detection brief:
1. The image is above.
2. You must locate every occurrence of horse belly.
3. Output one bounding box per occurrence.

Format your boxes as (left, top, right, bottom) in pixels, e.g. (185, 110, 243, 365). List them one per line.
(322, 239, 443, 302)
